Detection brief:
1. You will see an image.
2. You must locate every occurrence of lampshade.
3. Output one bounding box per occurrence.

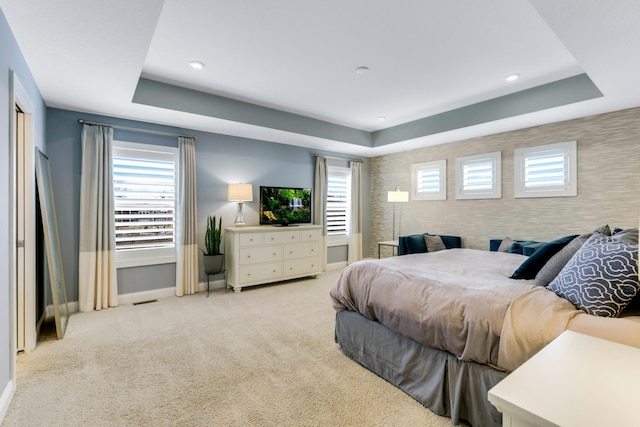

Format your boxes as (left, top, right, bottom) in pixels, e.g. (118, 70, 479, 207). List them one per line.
(228, 183, 253, 202)
(387, 186, 409, 203)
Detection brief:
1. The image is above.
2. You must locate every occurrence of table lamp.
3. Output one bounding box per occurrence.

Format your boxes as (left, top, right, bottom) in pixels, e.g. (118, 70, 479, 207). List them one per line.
(228, 183, 253, 226)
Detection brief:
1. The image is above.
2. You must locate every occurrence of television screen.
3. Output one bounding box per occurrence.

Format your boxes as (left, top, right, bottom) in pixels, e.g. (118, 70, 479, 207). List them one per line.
(259, 186, 312, 225)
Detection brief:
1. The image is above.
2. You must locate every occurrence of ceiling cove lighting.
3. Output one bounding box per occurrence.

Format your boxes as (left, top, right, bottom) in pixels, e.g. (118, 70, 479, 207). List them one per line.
(190, 61, 205, 70)
(506, 73, 520, 82)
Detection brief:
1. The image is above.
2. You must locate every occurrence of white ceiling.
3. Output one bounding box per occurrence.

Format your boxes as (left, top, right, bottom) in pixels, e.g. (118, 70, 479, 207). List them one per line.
(2, 0, 640, 157)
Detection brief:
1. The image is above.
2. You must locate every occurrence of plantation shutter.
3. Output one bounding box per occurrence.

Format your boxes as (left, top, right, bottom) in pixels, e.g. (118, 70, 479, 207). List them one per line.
(113, 156, 176, 250)
(326, 167, 350, 236)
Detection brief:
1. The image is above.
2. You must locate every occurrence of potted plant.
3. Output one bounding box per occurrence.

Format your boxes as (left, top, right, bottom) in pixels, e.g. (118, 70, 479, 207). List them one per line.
(202, 215, 224, 274)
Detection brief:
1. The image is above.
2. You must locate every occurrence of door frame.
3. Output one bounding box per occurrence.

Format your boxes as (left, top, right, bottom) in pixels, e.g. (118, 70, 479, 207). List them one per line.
(9, 70, 37, 360)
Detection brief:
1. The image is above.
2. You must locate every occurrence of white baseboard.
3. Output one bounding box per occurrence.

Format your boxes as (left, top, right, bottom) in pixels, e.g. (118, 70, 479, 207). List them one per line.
(0, 380, 15, 425)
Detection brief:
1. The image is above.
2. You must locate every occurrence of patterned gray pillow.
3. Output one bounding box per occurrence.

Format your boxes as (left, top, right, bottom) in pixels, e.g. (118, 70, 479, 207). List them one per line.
(547, 233, 639, 317)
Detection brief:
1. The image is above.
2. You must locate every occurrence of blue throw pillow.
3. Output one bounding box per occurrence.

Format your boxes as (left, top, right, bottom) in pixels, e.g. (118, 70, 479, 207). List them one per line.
(511, 235, 578, 280)
(547, 233, 639, 317)
(508, 240, 535, 255)
(398, 234, 428, 255)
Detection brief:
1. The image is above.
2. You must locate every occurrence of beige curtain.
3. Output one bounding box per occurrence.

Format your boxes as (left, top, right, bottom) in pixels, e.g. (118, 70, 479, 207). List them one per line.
(78, 124, 118, 312)
(348, 161, 363, 264)
(314, 155, 328, 271)
(176, 137, 199, 296)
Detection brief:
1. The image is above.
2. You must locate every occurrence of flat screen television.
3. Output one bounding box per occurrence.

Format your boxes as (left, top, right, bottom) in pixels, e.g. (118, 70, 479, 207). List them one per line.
(259, 186, 312, 226)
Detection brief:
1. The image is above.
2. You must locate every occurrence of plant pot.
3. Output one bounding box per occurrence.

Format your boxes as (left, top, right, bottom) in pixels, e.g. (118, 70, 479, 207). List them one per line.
(203, 254, 224, 274)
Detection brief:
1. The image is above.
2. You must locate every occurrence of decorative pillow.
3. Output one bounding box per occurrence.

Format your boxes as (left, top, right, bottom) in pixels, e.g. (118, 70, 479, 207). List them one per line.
(593, 224, 612, 236)
(424, 235, 446, 252)
(547, 234, 639, 317)
(508, 240, 534, 255)
(511, 235, 578, 280)
(497, 237, 513, 252)
(611, 228, 638, 245)
(535, 235, 588, 286)
(398, 234, 428, 255)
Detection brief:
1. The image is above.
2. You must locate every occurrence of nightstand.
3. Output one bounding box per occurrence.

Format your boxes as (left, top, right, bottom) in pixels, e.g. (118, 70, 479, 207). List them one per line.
(488, 331, 639, 427)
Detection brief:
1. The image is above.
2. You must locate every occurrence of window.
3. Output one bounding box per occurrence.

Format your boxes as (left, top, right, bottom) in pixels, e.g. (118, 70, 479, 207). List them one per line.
(112, 141, 178, 268)
(514, 141, 577, 198)
(326, 165, 351, 246)
(411, 159, 446, 200)
(455, 152, 501, 199)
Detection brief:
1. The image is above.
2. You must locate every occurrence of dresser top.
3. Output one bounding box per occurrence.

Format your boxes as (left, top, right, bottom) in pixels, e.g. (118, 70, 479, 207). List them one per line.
(225, 224, 321, 232)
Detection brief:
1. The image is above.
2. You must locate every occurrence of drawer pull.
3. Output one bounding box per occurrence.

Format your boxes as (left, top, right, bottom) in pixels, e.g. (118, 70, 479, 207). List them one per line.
(273, 270, 277, 273)
(311, 249, 314, 252)
(289, 251, 294, 254)
(291, 236, 295, 239)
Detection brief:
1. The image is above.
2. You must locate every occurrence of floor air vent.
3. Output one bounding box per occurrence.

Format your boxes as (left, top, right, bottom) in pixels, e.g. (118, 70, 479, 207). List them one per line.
(133, 299, 158, 306)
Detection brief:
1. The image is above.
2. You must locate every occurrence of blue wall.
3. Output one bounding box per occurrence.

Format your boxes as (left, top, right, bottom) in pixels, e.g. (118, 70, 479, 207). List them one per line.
(46, 108, 365, 302)
(0, 6, 47, 412)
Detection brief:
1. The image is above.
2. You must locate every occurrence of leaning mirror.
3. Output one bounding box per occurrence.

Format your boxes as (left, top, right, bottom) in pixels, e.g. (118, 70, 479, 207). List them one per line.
(35, 149, 69, 339)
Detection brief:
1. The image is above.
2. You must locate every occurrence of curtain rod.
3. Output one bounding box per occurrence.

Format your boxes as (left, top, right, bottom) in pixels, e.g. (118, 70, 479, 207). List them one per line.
(78, 119, 197, 140)
(315, 153, 362, 162)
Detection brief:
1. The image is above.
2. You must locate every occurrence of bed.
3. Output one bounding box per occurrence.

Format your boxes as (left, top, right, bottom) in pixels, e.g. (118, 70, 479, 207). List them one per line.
(330, 232, 640, 426)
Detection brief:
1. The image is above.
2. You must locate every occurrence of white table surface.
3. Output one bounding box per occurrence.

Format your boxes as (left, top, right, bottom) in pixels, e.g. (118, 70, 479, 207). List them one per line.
(488, 330, 639, 427)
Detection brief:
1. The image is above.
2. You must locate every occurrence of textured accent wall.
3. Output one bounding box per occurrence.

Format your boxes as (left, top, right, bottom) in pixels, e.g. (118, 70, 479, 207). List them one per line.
(370, 107, 640, 253)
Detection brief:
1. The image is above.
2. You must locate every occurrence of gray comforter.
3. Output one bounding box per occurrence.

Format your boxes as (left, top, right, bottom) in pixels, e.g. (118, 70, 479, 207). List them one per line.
(330, 249, 580, 371)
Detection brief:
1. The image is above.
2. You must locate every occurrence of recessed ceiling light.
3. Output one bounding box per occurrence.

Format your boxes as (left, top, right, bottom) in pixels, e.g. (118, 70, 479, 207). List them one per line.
(377, 116, 387, 122)
(506, 73, 520, 82)
(355, 66, 370, 75)
(190, 61, 205, 70)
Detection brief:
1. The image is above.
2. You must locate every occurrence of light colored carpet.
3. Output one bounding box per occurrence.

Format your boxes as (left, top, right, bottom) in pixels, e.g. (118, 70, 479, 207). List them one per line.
(3, 269, 454, 427)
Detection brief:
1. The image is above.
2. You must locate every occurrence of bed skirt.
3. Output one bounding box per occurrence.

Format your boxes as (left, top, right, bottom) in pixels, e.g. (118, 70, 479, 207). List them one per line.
(335, 310, 506, 427)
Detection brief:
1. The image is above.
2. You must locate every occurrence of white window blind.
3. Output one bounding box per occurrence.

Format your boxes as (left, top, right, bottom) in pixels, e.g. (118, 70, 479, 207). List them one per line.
(411, 160, 446, 200)
(326, 166, 351, 245)
(112, 141, 178, 267)
(515, 141, 576, 198)
(455, 152, 501, 199)
(113, 157, 175, 250)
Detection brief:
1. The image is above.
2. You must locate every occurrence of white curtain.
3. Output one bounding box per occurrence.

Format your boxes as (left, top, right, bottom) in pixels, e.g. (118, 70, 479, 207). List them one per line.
(78, 124, 118, 312)
(176, 137, 199, 296)
(348, 161, 363, 264)
(314, 155, 328, 271)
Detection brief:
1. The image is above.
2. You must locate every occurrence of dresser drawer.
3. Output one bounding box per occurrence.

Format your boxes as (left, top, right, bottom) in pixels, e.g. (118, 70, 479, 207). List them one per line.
(300, 228, 321, 242)
(283, 241, 319, 260)
(264, 230, 300, 245)
(239, 263, 282, 284)
(240, 246, 282, 264)
(239, 233, 264, 247)
(283, 256, 320, 277)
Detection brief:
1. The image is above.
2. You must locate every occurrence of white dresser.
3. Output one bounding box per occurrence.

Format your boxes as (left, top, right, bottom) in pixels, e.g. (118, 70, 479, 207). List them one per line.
(224, 225, 322, 292)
